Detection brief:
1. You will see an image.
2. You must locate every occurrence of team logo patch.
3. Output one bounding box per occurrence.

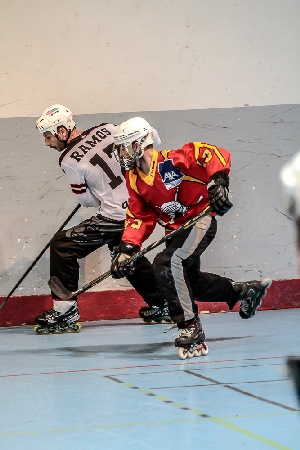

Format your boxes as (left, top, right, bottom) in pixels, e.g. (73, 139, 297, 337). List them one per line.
(158, 159, 184, 190)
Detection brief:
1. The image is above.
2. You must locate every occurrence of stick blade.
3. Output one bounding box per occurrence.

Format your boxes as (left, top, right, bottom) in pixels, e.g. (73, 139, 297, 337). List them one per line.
(48, 276, 72, 301)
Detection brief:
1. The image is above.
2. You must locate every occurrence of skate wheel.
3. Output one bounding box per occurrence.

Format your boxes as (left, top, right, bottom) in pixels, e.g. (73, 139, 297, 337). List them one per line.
(194, 349, 201, 357)
(70, 323, 82, 333)
(187, 349, 194, 358)
(142, 318, 152, 324)
(57, 325, 68, 333)
(178, 347, 188, 360)
(47, 327, 56, 334)
(201, 343, 209, 356)
(33, 325, 48, 335)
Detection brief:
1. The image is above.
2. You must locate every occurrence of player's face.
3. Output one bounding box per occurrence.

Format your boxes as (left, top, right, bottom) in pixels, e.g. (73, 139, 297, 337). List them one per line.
(113, 141, 140, 170)
(118, 141, 139, 157)
(43, 131, 65, 152)
(118, 144, 128, 158)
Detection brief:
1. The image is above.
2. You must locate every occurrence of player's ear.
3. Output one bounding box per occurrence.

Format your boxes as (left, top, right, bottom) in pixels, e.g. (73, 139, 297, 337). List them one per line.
(57, 125, 68, 139)
(133, 141, 140, 151)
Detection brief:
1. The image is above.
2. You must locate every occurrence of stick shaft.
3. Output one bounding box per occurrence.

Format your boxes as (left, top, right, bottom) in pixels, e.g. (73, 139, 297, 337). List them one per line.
(2, 204, 81, 305)
(68, 205, 211, 299)
(132, 205, 211, 262)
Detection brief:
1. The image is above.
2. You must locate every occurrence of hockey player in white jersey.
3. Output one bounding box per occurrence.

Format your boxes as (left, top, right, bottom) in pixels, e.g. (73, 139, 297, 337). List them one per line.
(35, 104, 169, 333)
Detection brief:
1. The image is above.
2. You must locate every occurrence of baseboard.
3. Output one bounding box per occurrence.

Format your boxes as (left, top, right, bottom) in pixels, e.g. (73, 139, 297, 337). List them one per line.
(0, 279, 299, 327)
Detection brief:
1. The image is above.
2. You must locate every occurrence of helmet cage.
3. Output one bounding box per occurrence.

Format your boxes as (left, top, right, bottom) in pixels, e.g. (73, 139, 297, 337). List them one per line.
(114, 136, 147, 170)
(113, 117, 154, 170)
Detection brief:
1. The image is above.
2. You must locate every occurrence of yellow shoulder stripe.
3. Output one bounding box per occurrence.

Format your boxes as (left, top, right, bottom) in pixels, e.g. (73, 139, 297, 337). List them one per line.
(128, 170, 140, 194)
(193, 142, 226, 166)
(183, 175, 205, 184)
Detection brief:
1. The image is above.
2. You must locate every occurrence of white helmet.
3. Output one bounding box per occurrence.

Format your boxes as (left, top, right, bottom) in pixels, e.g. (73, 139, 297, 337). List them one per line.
(113, 117, 155, 170)
(36, 104, 76, 136)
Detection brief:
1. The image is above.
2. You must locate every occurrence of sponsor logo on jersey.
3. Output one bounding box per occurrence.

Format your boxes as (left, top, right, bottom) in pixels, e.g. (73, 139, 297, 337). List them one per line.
(158, 159, 184, 190)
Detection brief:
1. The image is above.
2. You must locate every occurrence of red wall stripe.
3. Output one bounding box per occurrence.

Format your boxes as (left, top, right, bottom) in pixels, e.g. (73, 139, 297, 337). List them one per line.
(0, 279, 299, 327)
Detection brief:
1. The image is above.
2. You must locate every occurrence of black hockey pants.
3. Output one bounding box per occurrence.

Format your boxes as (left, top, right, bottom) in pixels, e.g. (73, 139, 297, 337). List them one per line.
(50, 214, 165, 306)
(153, 216, 239, 324)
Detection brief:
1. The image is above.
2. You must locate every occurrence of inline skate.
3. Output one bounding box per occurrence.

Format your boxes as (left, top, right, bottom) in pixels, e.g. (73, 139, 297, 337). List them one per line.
(175, 316, 209, 360)
(139, 301, 173, 324)
(232, 278, 272, 319)
(34, 302, 81, 334)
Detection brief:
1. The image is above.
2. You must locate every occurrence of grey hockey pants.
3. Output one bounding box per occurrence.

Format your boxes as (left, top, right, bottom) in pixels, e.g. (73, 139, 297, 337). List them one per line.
(153, 216, 238, 324)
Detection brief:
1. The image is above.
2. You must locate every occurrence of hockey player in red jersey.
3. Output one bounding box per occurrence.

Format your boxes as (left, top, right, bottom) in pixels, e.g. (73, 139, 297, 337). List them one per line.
(35, 105, 169, 333)
(110, 117, 272, 359)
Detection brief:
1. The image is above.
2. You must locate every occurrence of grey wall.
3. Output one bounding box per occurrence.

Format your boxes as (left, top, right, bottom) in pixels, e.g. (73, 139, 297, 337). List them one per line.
(1, 104, 299, 296)
(1, 0, 300, 296)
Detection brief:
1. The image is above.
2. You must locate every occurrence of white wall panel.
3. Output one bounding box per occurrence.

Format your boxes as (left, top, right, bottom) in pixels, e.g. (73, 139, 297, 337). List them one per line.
(0, 0, 299, 118)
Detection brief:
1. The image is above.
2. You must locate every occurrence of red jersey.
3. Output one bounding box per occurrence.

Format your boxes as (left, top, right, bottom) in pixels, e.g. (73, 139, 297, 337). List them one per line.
(122, 142, 231, 247)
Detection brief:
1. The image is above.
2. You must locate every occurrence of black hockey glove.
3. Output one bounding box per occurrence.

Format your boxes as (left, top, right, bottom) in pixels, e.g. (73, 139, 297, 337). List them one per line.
(207, 170, 233, 216)
(111, 241, 140, 279)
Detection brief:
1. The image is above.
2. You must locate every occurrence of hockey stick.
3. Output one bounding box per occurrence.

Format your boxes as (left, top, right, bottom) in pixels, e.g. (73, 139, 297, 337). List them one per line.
(49, 205, 212, 301)
(0, 203, 81, 310)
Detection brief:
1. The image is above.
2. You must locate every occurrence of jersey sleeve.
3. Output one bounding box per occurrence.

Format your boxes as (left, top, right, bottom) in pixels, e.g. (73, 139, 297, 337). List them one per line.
(61, 162, 101, 208)
(122, 175, 158, 248)
(181, 142, 231, 178)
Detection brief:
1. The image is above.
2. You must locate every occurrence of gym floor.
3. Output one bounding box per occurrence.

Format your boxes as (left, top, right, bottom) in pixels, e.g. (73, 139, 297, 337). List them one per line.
(0, 308, 299, 450)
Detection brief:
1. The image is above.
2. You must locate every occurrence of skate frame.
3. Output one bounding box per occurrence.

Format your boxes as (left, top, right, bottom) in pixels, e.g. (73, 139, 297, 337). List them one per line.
(49, 205, 212, 301)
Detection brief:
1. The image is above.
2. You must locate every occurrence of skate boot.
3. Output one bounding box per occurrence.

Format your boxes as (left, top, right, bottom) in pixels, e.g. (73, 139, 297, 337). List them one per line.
(175, 316, 209, 360)
(231, 278, 272, 319)
(139, 301, 173, 324)
(34, 301, 81, 334)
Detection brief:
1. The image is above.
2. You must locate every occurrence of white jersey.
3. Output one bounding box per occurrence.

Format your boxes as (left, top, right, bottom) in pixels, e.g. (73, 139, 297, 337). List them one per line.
(59, 123, 127, 221)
